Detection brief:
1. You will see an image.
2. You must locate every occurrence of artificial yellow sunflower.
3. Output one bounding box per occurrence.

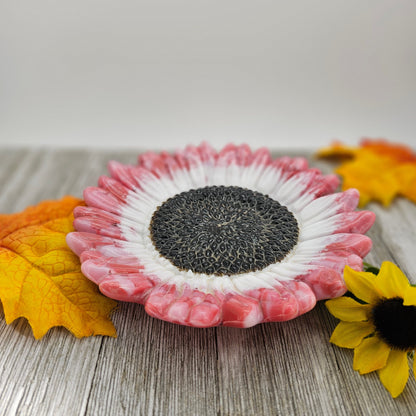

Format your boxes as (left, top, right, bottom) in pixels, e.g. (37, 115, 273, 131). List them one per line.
(326, 261, 416, 398)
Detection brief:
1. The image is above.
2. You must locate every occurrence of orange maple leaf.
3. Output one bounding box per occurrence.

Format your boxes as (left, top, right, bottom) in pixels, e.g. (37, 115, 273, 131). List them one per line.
(317, 139, 416, 207)
(0, 196, 117, 339)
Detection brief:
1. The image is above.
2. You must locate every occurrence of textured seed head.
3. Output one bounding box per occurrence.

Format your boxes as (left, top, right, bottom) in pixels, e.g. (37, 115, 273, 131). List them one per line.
(150, 186, 299, 276)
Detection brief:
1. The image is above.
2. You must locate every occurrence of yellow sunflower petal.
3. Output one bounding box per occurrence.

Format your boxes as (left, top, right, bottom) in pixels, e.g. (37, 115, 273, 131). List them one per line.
(377, 261, 411, 299)
(403, 286, 416, 306)
(330, 321, 374, 348)
(378, 349, 409, 398)
(344, 266, 380, 304)
(353, 336, 391, 374)
(326, 297, 371, 321)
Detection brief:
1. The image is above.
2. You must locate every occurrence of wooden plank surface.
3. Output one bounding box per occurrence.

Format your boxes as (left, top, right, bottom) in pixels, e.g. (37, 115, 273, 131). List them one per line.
(0, 148, 415, 416)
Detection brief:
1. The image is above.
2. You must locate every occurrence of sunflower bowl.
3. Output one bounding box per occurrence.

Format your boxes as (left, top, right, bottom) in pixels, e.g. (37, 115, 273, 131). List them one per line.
(67, 143, 375, 328)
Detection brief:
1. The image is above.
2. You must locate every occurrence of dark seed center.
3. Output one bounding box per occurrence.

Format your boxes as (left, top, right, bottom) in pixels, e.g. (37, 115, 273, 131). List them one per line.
(371, 297, 416, 351)
(150, 185, 299, 276)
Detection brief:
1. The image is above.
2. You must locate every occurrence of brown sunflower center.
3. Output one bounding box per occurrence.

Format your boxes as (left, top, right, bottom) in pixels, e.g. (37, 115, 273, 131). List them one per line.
(371, 297, 416, 351)
(150, 185, 299, 276)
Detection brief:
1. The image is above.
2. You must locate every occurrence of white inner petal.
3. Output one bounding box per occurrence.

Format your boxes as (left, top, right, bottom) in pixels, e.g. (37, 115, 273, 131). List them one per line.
(118, 164, 336, 294)
(256, 166, 284, 195)
(298, 192, 342, 222)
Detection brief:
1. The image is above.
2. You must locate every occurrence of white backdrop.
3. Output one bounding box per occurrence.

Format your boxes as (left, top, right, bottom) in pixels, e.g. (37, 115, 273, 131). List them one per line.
(1, 0, 415, 151)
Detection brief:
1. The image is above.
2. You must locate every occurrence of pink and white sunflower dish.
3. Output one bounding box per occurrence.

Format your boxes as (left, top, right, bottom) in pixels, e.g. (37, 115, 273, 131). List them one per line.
(66, 143, 376, 328)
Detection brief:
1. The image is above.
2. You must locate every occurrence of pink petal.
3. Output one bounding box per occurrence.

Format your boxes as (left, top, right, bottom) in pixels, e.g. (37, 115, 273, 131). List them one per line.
(143, 285, 222, 327)
(108, 160, 138, 190)
(308, 253, 363, 274)
(217, 144, 239, 166)
(305, 173, 340, 198)
(145, 284, 178, 320)
(138, 150, 185, 179)
(73, 205, 117, 220)
(197, 142, 218, 164)
(297, 267, 347, 300)
(278, 169, 339, 204)
(66, 232, 119, 256)
(98, 175, 130, 202)
(93, 244, 137, 258)
(336, 188, 360, 211)
(222, 293, 263, 328)
(177, 145, 204, 170)
(175, 145, 208, 185)
(177, 289, 223, 327)
(247, 287, 300, 322)
(83, 187, 123, 215)
(80, 249, 136, 263)
(333, 211, 376, 234)
(282, 281, 317, 316)
(73, 216, 123, 240)
(294, 168, 322, 185)
(160, 287, 208, 326)
(174, 149, 192, 171)
(138, 151, 169, 177)
(166, 300, 193, 325)
(235, 144, 253, 166)
(79, 250, 103, 262)
(161, 152, 184, 178)
(129, 166, 159, 189)
(325, 233, 373, 258)
(99, 273, 156, 303)
(251, 147, 272, 167)
(188, 299, 222, 327)
(81, 256, 144, 284)
(271, 156, 309, 176)
(81, 259, 111, 284)
(72, 206, 127, 241)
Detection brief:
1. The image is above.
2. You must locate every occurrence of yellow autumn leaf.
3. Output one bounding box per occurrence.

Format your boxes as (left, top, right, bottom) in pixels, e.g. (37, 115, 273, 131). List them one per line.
(317, 139, 416, 207)
(0, 196, 117, 339)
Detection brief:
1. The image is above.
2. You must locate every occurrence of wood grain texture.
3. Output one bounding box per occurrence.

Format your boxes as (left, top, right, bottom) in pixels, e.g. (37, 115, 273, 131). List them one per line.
(1, 148, 416, 416)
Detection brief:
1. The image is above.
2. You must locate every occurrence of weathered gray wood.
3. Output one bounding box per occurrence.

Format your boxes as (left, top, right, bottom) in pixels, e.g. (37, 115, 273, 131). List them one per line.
(1, 148, 416, 416)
